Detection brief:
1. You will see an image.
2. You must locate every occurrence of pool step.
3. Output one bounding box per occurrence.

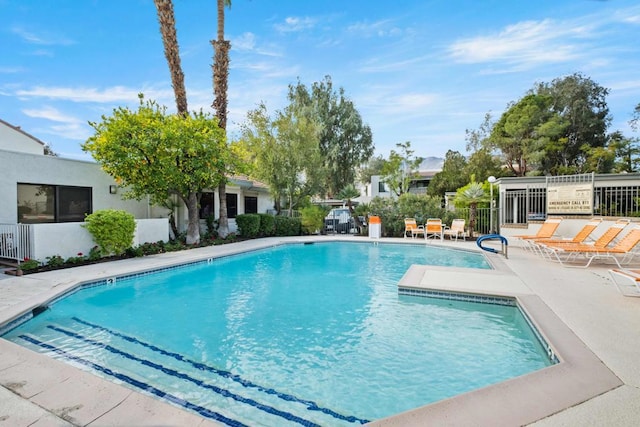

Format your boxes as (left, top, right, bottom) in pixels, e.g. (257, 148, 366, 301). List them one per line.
(18, 320, 368, 427)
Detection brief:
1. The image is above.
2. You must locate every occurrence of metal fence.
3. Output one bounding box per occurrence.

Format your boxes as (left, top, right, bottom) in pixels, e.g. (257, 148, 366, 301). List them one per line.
(501, 184, 640, 225)
(450, 207, 495, 235)
(0, 224, 32, 262)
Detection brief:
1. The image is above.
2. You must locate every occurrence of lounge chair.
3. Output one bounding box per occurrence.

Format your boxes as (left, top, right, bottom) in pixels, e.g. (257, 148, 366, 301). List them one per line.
(608, 269, 640, 297)
(513, 217, 563, 250)
(539, 219, 629, 250)
(404, 218, 425, 239)
(443, 219, 467, 241)
(542, 224, 640, 268)
(532, 218, 602, 245)
(425, 218, 444, 241)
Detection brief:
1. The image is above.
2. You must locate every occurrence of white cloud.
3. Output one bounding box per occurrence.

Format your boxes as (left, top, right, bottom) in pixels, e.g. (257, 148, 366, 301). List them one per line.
(448, 19, 588, 68)
(15, 85, 173, 103)
(22, 106, 82, 124)
(346, 19, 402, 38)
(274, 16, 316, 33)
(0, 66, 25, 73)
(11, 26, 74, 46)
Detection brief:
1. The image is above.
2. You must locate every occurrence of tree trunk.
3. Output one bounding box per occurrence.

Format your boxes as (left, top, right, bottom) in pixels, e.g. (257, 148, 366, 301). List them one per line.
(217, 183, 229, 238)
(185, 191, 200, 244)
(153, 0, 188, 116)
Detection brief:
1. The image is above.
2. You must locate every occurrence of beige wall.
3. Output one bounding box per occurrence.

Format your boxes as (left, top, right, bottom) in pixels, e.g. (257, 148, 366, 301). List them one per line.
(0, 122, 44, 155)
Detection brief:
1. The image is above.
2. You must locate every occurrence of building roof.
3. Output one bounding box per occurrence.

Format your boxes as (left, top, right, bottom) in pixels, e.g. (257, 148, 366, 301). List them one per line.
(0, 118, 46, 147)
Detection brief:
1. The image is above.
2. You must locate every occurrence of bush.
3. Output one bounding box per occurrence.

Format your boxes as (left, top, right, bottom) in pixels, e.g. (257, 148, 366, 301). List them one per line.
(236, 214, 261, 238)
(274, 216, 301, 236)
(300, 205, 326, 234)
(369, 193, 453, 237)
(20, 258, 40, 271)
(46, 255, 65, 268)
(84, 209, 136, 256)
(258, 213, 276, 237)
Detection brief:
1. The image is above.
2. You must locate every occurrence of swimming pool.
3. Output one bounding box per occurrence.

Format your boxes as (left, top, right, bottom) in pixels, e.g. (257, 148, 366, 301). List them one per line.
(3, 242, 553, 426)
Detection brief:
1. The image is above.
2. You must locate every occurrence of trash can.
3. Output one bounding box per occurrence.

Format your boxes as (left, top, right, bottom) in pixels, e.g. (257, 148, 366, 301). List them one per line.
(368, 216, 381, 239)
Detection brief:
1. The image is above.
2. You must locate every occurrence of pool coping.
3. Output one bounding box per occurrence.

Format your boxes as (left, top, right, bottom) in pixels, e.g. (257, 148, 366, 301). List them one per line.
(0, 236, 627, 425)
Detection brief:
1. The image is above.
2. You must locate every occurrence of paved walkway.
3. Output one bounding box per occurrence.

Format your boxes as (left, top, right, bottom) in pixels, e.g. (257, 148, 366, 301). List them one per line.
(0, 236, 639, 426)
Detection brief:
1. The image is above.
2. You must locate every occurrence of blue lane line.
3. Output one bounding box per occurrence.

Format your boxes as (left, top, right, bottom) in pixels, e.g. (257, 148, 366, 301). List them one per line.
(18, 334, 247, 427)
(47, 325, 319, 427)
(72, 317, 369, 425)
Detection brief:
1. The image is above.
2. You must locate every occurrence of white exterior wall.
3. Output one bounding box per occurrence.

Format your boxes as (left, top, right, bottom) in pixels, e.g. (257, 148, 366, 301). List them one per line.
(29, 219, 168, 260)
(0, 149, 155, 223)
(0, 122, 44, 155)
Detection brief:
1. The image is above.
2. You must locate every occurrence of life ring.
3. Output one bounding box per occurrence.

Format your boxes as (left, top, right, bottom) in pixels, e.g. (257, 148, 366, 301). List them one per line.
(476, 234, 508, 258)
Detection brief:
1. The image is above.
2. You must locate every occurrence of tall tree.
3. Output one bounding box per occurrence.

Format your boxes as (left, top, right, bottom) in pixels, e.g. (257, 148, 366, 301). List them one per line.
(428, 150, 468, 197)
(290, 76, 374, 197)
(380, 141, 423, 196)
(153, 0, 188, 116)
(83, 98, 228, 245)
(535, 72, 611, 173)
(212, 0, 233, 238)
(488, 94, 558, 176)
(239, 102, 324, 216)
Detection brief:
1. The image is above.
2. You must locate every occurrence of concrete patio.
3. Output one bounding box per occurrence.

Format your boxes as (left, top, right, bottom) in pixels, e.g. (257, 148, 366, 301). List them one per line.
(1, 236, 639, 426)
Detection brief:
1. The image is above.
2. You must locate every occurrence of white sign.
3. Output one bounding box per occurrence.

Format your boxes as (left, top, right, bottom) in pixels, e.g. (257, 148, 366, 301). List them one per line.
(547, 183, 593, 214)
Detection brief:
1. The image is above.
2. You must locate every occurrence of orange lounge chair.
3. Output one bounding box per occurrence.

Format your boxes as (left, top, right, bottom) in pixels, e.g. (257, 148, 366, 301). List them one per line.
(608, 269, 640, 297)
(532, 218, 602, 245)
(425, 218, 444, 241)
(544, 225, 640, 268)
(404, 218, 425, 239)
(513, 217, 563, 250)
(443, 219, 467, 241)
(539, 220, 629, 250)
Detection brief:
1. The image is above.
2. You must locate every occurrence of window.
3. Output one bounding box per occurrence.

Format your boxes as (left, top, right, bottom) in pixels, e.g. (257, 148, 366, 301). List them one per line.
(17, 183, 92, 223)
(226, 193, 238, 218)
(244, 196, 258, 214)
(378, 181, 389, 193)
(199, 192, 216, 219)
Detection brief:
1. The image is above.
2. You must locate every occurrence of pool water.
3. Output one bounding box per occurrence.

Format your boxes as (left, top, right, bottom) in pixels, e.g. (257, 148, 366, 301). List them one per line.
(3, 242, 552, 426)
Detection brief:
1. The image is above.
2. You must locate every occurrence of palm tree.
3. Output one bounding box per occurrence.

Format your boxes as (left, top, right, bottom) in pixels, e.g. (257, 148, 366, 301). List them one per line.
(154, 0, 202, 245)
(337, 184, 363, 229)
(153, 0, 188, 116)
(212, 0, 232, 238)
(455, 182, 486, 238)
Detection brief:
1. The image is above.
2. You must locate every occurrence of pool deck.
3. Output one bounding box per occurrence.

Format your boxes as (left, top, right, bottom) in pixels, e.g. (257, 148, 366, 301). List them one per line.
(1, 235, 639, 426)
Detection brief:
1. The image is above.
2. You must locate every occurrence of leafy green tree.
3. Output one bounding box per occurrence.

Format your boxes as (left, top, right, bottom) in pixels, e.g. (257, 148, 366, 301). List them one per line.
(239, 102, 323, 216)
(380, 141, 423, 196)
(83, 98, 228, 245)
(290, 76, 374, 197)
(465, 148, 504, 181)
(534, 72, 611, 174)
(428, 150, 468, 197)
(358, 155, 386, 186)
(489, 93, 558, 176)
(609, 131, 640, 172)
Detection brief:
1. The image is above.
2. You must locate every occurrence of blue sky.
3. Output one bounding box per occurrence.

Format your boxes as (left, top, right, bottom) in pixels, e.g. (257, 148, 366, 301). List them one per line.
(1, 0, 639, 161)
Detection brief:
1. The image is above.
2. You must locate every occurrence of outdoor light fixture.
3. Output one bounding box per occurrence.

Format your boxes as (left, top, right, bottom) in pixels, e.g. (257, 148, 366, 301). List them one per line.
(488, 176, 497, 233)
(109, 185, 118, 194)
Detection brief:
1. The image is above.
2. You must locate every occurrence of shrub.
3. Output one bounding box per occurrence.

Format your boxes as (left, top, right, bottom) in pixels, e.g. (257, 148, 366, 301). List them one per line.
(258, 213, 276, 237)
(274, 216, 301, 236)
(300, 205, 326, 234)
(46, 255, 65, 268)
(20, 258, 40, 271)
(84, 209, 136, 256)
(236, 214, 261, 238)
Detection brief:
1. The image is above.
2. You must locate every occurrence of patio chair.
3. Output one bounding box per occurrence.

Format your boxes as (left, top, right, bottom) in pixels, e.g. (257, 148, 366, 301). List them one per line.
(528, 218, 603, 255)
(513, 217, 563, 245)
(404, 218, 425, 239)
(539, 219, 629, 251)
(608, 269, 640, 297)
(443, 219, 467, 241)
(543, 224, 640, 268)
(425, 218, 444, 241)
